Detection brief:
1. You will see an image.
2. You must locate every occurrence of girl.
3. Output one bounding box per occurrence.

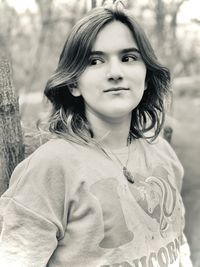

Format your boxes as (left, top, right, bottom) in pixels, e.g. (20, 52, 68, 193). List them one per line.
(0, 5, 192, 267)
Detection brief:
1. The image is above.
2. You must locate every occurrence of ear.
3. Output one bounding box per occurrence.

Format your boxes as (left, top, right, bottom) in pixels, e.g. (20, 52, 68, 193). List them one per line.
(68, 83, 81, 97)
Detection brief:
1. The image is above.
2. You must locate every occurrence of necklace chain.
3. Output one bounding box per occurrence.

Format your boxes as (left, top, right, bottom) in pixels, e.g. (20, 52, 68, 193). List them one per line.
(103, 141, 135, 184)
(107, 144, 130, 169)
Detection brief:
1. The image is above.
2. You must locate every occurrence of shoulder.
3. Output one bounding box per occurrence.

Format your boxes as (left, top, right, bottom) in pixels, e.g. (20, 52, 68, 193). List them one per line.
(9, 138, 81, 187)
(139, 135, 179, 159)
(22, 137, 81, 168)
(1, 139, 77, 229)
(139, 136, 184, 190)
(152, 135, 182, 163)
(31, 138, 78, 160)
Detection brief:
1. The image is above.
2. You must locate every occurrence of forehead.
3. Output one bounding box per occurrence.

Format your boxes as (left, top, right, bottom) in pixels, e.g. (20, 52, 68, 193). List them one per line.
(92, 21, 138, 52)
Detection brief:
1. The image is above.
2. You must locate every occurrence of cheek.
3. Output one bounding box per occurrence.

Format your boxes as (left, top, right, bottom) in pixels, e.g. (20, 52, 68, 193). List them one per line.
(136, 66, 146, 80)
(127, 64, 146, 82)
(130, 76, 146, 89)
(78, 69, 101, 89)
(77, 77, 99, 102)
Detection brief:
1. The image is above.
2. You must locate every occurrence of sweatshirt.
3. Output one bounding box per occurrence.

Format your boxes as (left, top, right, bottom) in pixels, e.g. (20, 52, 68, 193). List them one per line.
(0, 136, 193, 267)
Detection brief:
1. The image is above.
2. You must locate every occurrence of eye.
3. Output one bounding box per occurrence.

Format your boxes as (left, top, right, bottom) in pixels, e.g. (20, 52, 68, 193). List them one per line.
(122, 54, 138, 62)
(89, 57, 104, 66)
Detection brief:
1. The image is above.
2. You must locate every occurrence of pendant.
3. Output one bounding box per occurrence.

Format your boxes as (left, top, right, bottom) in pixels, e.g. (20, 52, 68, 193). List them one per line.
(123, 167, 134, 184)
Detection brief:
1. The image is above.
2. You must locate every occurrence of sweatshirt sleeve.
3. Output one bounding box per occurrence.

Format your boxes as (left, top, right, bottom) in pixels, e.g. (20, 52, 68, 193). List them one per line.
(179, 233, 193, 267)
(154, 136, 193, 266)
(158, 137, 193, 266)
(0, 145, 70, 267)
(156, 136, 184, 192)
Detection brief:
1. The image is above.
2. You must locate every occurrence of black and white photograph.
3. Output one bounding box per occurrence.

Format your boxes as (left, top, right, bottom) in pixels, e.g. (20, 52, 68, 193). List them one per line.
(0, 0, 199, 266)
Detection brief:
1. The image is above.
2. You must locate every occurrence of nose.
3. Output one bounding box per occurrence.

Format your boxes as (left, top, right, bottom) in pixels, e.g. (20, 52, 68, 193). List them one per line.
(107, 59, 123, 82)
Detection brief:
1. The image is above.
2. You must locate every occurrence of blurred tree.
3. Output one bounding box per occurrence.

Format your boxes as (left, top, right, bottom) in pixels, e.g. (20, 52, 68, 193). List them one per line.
(169, 0, 187, 39)
(0, 1, 24, 196)
(91, 0, 117, 8)
(29, 0, 53, 86)
(130, 0, 198, 77)
(155, 0, 166, 40)
(87, 0, 131, 9)
(154, 0, 188, 41)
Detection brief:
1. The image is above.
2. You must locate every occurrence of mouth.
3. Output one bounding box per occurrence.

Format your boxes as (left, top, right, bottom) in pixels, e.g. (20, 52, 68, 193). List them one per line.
(103, 87, 129, 93)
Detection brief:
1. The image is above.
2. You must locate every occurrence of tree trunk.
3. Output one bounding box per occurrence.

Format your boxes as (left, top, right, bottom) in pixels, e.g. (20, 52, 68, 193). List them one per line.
(0, 59, 25, 196)
(155, 0, 166, 41)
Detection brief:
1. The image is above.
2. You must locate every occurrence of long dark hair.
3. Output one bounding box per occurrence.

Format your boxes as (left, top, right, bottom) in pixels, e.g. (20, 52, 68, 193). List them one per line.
(44, 6, 170, 145)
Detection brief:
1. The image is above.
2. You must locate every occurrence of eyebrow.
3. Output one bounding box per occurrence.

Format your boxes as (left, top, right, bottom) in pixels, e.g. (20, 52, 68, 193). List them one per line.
(89, 47, 141, 56)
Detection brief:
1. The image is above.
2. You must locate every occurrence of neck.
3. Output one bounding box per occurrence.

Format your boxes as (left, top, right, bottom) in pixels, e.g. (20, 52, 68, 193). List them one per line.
(86, 110, 132, 150)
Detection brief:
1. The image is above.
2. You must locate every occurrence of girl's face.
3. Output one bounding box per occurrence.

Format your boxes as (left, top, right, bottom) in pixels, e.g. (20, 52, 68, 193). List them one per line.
(71, 21, 147, 123)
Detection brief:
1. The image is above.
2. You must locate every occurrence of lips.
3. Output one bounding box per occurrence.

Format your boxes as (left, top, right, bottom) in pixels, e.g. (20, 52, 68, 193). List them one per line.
(103, 87, 129, 93)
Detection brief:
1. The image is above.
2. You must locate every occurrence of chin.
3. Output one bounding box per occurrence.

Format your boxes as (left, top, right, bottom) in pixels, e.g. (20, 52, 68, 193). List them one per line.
(105, 109, 133, 119)
(110, 105, 137, 115)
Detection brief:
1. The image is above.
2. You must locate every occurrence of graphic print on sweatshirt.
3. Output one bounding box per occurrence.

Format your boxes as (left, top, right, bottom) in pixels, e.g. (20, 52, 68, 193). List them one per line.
(90, 166, 180, 250)
(128, 166, 177, 237)
(90, 178, 134, 248)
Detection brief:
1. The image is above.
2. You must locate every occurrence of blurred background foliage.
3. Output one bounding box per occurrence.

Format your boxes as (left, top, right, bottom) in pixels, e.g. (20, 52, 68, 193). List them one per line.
(0, 0, 200, 265)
